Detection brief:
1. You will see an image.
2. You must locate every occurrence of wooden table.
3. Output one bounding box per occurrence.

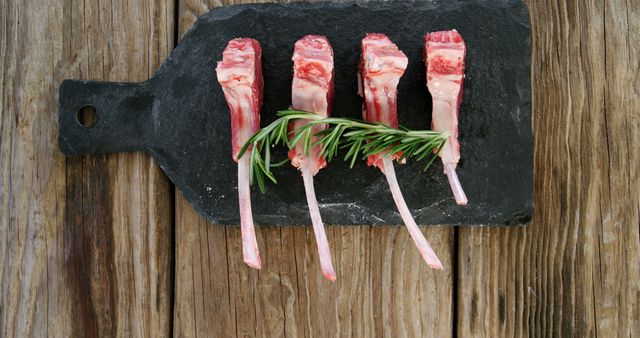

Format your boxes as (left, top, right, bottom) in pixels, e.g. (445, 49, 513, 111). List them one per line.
(1, 0, 638, 336)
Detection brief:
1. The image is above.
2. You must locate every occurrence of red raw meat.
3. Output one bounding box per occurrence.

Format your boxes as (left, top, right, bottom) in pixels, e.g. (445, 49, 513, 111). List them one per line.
(289, 35, 337, 281)
(359, 33, 443, 270)
(289, 35, 335, 174)
(216, 38, 263, 269)
(358, 33, 406, 169)
(424, 29, 468, 205)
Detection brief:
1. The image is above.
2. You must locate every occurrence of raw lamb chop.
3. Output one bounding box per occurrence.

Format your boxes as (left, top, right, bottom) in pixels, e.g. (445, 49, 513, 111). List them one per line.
(216, 38, 263, 269)
(359, 33, 443, 269)
(424, 29, 468, 205)
(289, 35, 337, 281)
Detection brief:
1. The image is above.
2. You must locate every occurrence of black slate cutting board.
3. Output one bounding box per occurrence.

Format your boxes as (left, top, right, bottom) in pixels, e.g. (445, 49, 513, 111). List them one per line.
(58, 1, 532, 226)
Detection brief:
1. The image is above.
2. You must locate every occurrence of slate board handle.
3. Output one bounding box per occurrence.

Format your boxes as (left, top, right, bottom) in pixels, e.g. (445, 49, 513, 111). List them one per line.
(58, 80, 154, 156)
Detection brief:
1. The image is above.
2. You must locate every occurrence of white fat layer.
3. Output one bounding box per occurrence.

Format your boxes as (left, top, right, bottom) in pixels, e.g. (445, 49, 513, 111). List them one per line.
(427, 47, 464, 61)
(292, 80, 329, 116)
(365, 54, 408, 73)
(367, 72, 401, 91)
(293, 52, 332, 65)
(427, 74, 462, 99)
(362, 72, 401, 124)
(216, 66, 255, 85)
(432, 99, 459, 164)
(221, 85, 256, 144)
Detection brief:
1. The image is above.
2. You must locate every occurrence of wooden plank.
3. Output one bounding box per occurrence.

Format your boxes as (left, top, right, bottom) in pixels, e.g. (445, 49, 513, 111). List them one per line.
(598, 0, 640, 335)
(456, 0, 640, 336)
(1, 0, 175, 336)
(173, 1, 455, 336)
(62, 0, 176, 336)
(0, 2, 71, 336)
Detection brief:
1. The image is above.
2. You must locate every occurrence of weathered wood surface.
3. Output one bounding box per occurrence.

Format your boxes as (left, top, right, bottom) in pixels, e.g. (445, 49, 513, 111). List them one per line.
(457, 0, 640, 337)
(1, 0, 175, 337)
(1, 0, 638, 337)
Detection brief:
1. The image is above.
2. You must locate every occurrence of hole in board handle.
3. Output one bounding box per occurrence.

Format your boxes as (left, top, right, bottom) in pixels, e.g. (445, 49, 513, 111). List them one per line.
(77, 105, 98, 128)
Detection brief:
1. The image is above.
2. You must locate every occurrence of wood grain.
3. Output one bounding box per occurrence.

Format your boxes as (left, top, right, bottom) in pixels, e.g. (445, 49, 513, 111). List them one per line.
(62, 0, 176, 336)
(172, 1, 454, 337)
(457, 0, 640, 336)
(0, 1, 70, 336)
(1, 0, 175, 336)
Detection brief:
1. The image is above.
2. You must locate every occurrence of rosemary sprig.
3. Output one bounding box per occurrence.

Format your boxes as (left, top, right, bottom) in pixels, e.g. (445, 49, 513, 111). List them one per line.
(237, 109, 448, 192)
(237, 110, 319, 192)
